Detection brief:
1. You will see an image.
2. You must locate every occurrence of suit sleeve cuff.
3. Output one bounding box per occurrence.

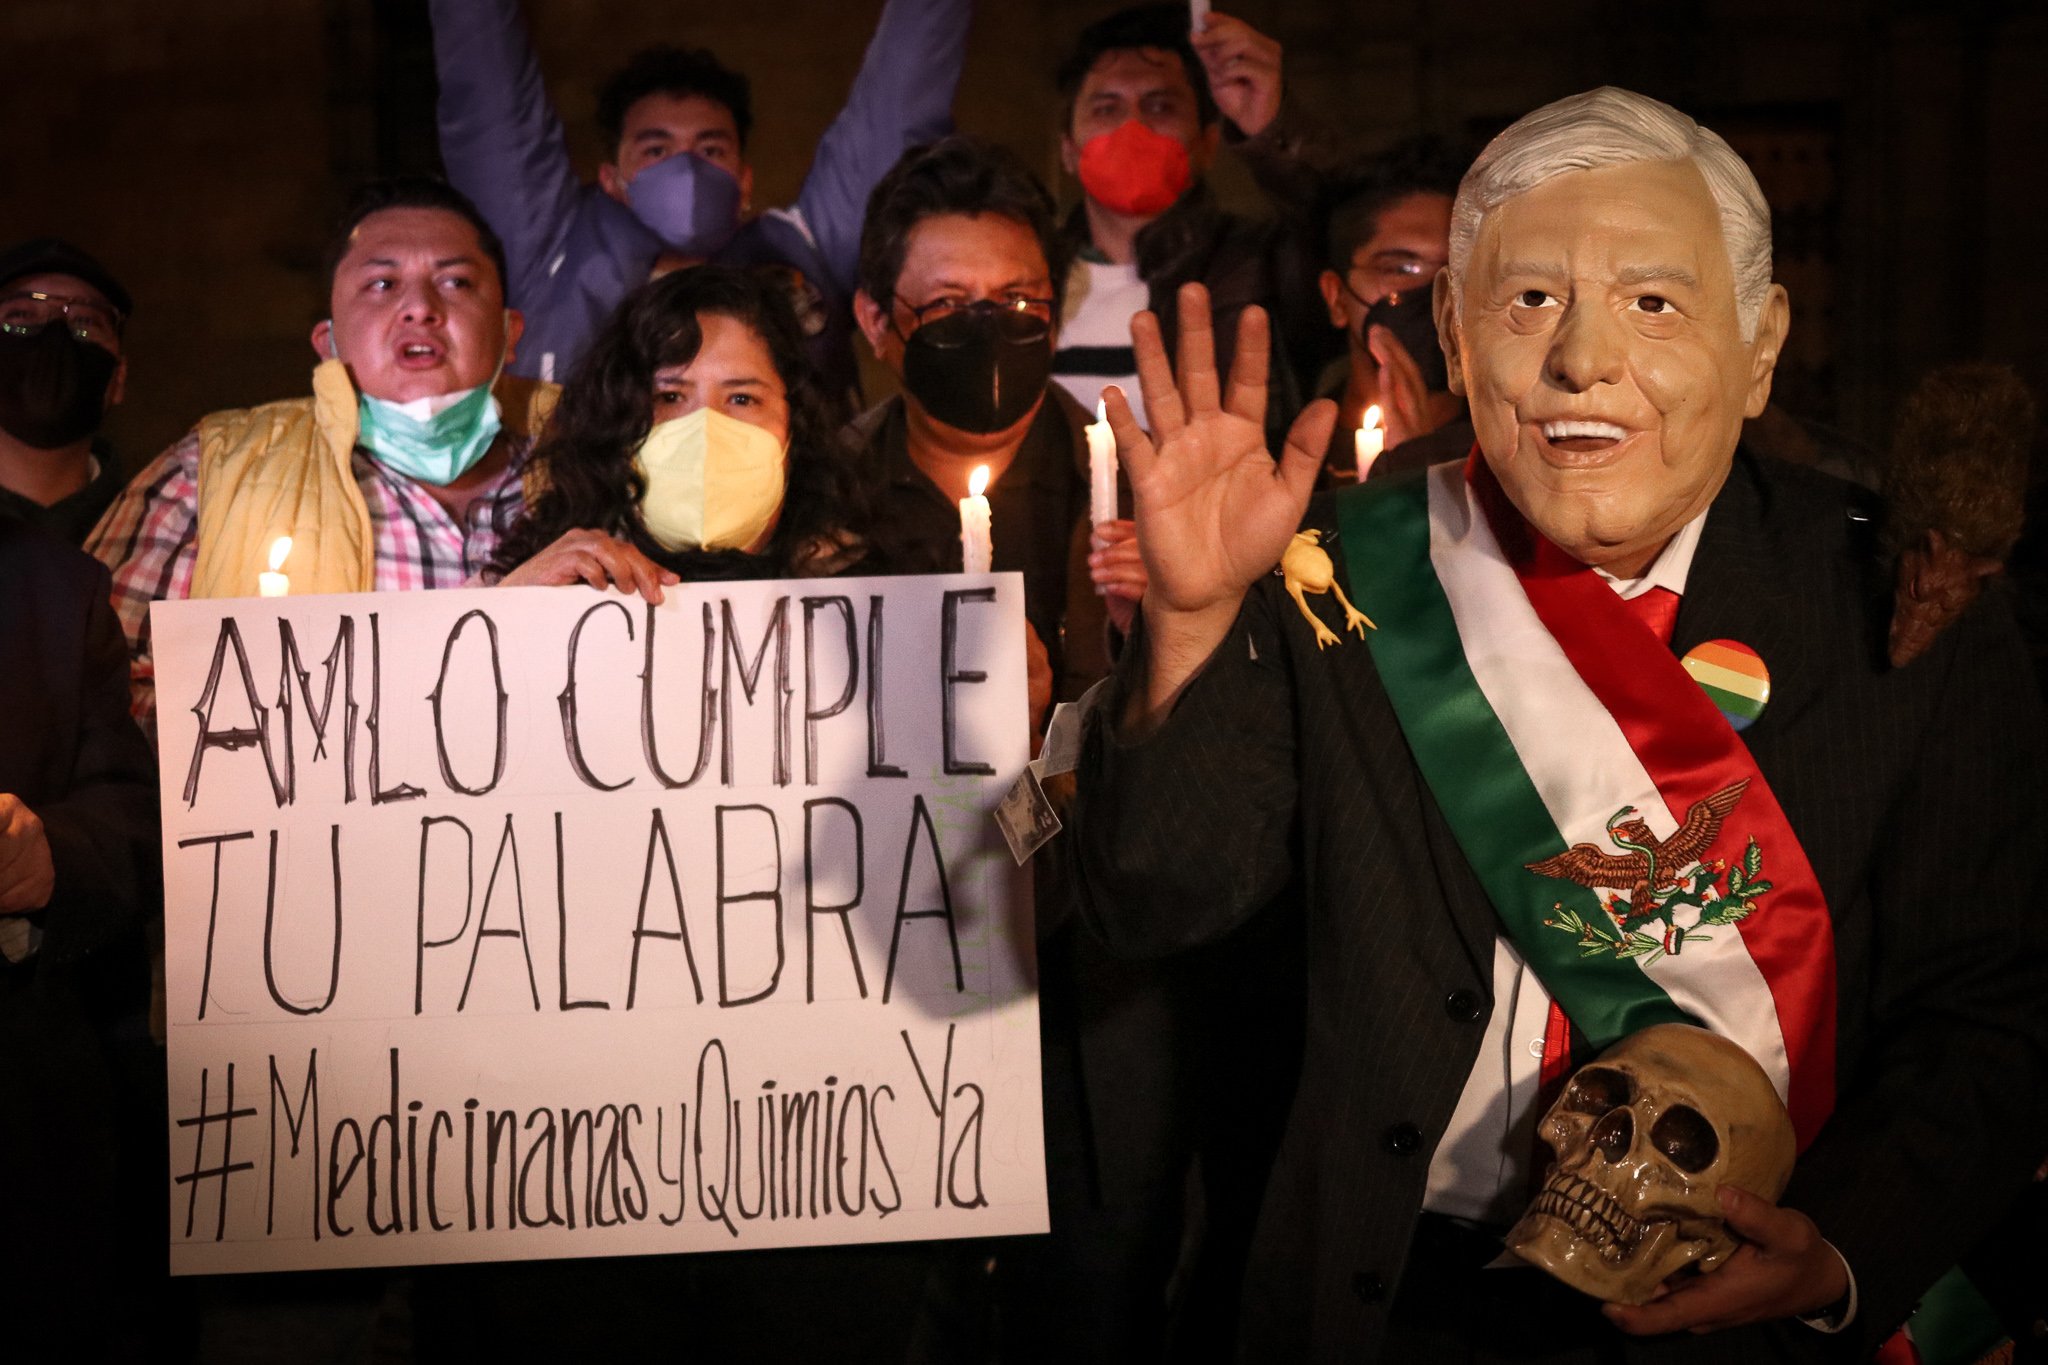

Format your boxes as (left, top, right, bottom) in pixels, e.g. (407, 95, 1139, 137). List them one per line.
(1798, 1241, 1858, 1333)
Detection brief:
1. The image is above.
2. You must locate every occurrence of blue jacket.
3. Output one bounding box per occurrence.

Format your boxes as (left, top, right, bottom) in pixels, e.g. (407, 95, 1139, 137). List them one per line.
(430, 0, 971, 401)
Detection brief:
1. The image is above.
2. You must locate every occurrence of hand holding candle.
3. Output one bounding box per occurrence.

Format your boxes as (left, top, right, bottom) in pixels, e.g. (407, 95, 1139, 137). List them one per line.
(1354, 405, 1385, 481)
(1087, 399, 1118, 529)
(959, 465, 992, 573)
(258, 536, 292, 597)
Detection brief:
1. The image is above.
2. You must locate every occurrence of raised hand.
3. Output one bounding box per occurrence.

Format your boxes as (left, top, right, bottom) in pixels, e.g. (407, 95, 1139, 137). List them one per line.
(1103, 282, 1335, 720)
(1191, 13, 1284, 139)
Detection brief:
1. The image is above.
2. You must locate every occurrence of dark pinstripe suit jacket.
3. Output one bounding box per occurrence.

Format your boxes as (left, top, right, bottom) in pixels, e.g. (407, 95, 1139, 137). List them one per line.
(1071, 449, 2048, 1363)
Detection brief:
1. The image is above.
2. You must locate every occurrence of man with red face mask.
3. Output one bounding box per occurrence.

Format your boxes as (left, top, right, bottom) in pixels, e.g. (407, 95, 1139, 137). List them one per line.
(1052, 4, 1324, 453)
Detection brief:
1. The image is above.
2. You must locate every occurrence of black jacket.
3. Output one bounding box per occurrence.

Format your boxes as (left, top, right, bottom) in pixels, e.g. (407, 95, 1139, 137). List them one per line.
(1071, 450, 2048, 1362)
(0, 516, 160, 1353)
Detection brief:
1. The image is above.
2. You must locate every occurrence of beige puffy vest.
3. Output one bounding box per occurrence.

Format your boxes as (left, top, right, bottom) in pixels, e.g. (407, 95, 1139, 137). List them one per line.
(188, 359, 559, 599)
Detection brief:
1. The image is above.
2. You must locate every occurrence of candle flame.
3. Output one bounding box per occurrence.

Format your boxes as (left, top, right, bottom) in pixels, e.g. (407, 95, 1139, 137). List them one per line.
(1362, 405, 1383, 432)
(1095, 398, 1108, 424)
(969, 465, 990, 498)
(268, 536, 293, 572)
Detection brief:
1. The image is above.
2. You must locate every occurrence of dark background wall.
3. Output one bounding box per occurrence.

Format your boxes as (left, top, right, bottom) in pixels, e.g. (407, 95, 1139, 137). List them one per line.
(3, 0, 2043, 474)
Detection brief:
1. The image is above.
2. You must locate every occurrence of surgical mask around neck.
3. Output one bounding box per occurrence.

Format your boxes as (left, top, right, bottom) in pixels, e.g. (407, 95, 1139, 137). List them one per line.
(635, 405, 786, 553)
(344, 317, 509, 486)
(628, 151, 744, 258)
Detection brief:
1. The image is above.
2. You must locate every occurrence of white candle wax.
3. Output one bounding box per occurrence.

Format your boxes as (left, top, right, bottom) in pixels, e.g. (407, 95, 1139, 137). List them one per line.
(1087, 399, 1118, 528)
(259, 536, 292, 597)
(959, 465, 993, 574)
(1355, 404, 1385, 480)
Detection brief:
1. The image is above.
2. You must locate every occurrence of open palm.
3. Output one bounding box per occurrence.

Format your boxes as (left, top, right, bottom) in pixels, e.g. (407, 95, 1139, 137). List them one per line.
(1104, 283, 1336, 621)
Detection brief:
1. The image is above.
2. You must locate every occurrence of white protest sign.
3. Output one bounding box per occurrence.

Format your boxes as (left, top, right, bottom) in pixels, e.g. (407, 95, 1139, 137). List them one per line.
(150, 574, 1044, 1275)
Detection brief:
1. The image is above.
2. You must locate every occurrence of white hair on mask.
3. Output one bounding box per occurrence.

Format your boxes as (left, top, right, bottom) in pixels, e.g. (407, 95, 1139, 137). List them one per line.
(1448, 87, 1774, 340)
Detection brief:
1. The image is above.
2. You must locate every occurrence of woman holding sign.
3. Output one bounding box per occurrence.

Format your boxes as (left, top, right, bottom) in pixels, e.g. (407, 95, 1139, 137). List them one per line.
(488, 265, 870, 589)
(440, 265, 1009, 1358)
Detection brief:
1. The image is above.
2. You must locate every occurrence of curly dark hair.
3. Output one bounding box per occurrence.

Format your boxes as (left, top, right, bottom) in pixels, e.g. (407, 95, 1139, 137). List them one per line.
(597, 45, 753, 156)
(490, 265, 866, 583)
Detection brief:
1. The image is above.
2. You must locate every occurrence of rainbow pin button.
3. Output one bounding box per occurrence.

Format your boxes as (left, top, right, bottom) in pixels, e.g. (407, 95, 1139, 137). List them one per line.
(1681, 639, 1770, 731)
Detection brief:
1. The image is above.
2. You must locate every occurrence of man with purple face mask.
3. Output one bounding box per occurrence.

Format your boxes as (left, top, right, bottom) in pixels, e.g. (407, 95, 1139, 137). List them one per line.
(431, 0, 973, 412)
(1051, 3, 1324, 454)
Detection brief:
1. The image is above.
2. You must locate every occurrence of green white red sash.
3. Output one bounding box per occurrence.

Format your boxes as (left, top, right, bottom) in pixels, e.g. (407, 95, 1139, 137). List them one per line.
(1335, 459, 1836, 1147)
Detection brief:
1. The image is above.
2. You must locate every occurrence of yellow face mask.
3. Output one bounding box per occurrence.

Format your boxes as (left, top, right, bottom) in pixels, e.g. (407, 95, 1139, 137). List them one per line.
(634, 405, 787, 553)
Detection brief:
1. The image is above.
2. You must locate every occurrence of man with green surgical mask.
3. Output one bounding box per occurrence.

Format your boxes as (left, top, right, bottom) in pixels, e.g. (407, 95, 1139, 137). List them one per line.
(88, 176, 560, 735)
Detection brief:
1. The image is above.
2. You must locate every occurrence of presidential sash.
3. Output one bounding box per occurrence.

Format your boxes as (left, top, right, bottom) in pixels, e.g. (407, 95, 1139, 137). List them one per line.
(1335, 459, 1836, 1148)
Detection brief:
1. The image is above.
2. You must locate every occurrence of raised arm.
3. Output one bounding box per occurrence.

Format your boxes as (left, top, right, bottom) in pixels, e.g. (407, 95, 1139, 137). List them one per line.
(430, 0, 584, 305)
(1066, 283, 1334, 958)
(792, 0, 973, 297)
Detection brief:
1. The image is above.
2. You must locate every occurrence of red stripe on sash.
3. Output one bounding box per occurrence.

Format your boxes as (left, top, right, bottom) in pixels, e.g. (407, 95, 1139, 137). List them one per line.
(1468, 456, 1837, 1147)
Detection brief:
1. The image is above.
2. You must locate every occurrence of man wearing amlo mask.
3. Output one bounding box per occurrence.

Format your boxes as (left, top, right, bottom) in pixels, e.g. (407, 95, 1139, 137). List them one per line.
(1072, 86, 2047, 1360)
(0, 239, 133, 544)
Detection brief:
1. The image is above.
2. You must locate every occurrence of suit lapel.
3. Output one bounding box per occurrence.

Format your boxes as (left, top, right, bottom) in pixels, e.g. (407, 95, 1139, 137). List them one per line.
(1672, 450, 1817, 743)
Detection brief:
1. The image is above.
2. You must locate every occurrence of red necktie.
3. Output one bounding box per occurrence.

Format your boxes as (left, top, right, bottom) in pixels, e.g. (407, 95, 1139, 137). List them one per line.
(1623, 584, 1681, 646)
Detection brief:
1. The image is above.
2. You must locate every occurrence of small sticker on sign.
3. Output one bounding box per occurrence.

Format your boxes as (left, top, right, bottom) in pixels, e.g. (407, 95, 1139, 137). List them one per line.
(995, 766, 1062, 866)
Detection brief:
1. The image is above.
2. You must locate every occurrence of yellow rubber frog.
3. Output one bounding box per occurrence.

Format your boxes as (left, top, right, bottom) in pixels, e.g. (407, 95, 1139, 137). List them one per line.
(1280, 530, 1375, 649)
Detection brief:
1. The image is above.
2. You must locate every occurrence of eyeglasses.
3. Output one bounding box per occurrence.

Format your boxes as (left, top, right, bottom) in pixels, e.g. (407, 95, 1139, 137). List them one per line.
(1342, 262, 1440, 309)
(897, 295, 1057, 344)
(0, 291, 123, 350)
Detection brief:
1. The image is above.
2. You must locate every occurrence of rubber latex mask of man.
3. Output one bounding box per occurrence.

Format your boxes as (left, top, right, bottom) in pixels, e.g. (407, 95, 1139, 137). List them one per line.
(1433, 157, 1789, 578)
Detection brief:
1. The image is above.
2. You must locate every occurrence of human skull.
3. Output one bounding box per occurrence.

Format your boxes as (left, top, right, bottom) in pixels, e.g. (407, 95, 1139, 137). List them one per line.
(1504, 1023, 1796, 1306)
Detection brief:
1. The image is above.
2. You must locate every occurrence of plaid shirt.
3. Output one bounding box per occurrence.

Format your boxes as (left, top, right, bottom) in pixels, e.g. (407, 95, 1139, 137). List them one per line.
(86, 429, 532, 734)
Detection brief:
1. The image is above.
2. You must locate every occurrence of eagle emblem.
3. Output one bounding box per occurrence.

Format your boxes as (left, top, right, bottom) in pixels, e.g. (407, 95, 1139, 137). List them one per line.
(1526, 780, 1775, 963)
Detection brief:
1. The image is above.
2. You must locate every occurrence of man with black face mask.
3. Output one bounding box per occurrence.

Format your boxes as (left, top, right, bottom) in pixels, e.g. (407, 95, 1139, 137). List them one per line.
(851, 135, 1145, 697)
(1314, 135, 1472, 479)
(851, 137, 1191, 1360)
(0, 239, 132, 544)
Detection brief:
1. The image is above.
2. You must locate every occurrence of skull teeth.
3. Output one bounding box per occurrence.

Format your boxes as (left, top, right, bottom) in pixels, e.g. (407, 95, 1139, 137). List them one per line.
(1531, 1173, 1644, 1250)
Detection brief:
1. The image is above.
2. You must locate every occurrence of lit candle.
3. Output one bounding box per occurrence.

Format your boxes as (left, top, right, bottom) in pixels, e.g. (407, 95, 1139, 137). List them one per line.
(1087, 398, 1118, 528)
(258, 536, 293, 597)
(1354, 404, 1385, 480)
(959, 465, 992, 574)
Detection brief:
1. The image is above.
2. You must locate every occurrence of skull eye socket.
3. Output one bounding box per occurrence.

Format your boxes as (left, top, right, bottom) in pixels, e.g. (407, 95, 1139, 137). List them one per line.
(1650, 1105, 1720, 1173)
(1564, 1067, 1633, 1115)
